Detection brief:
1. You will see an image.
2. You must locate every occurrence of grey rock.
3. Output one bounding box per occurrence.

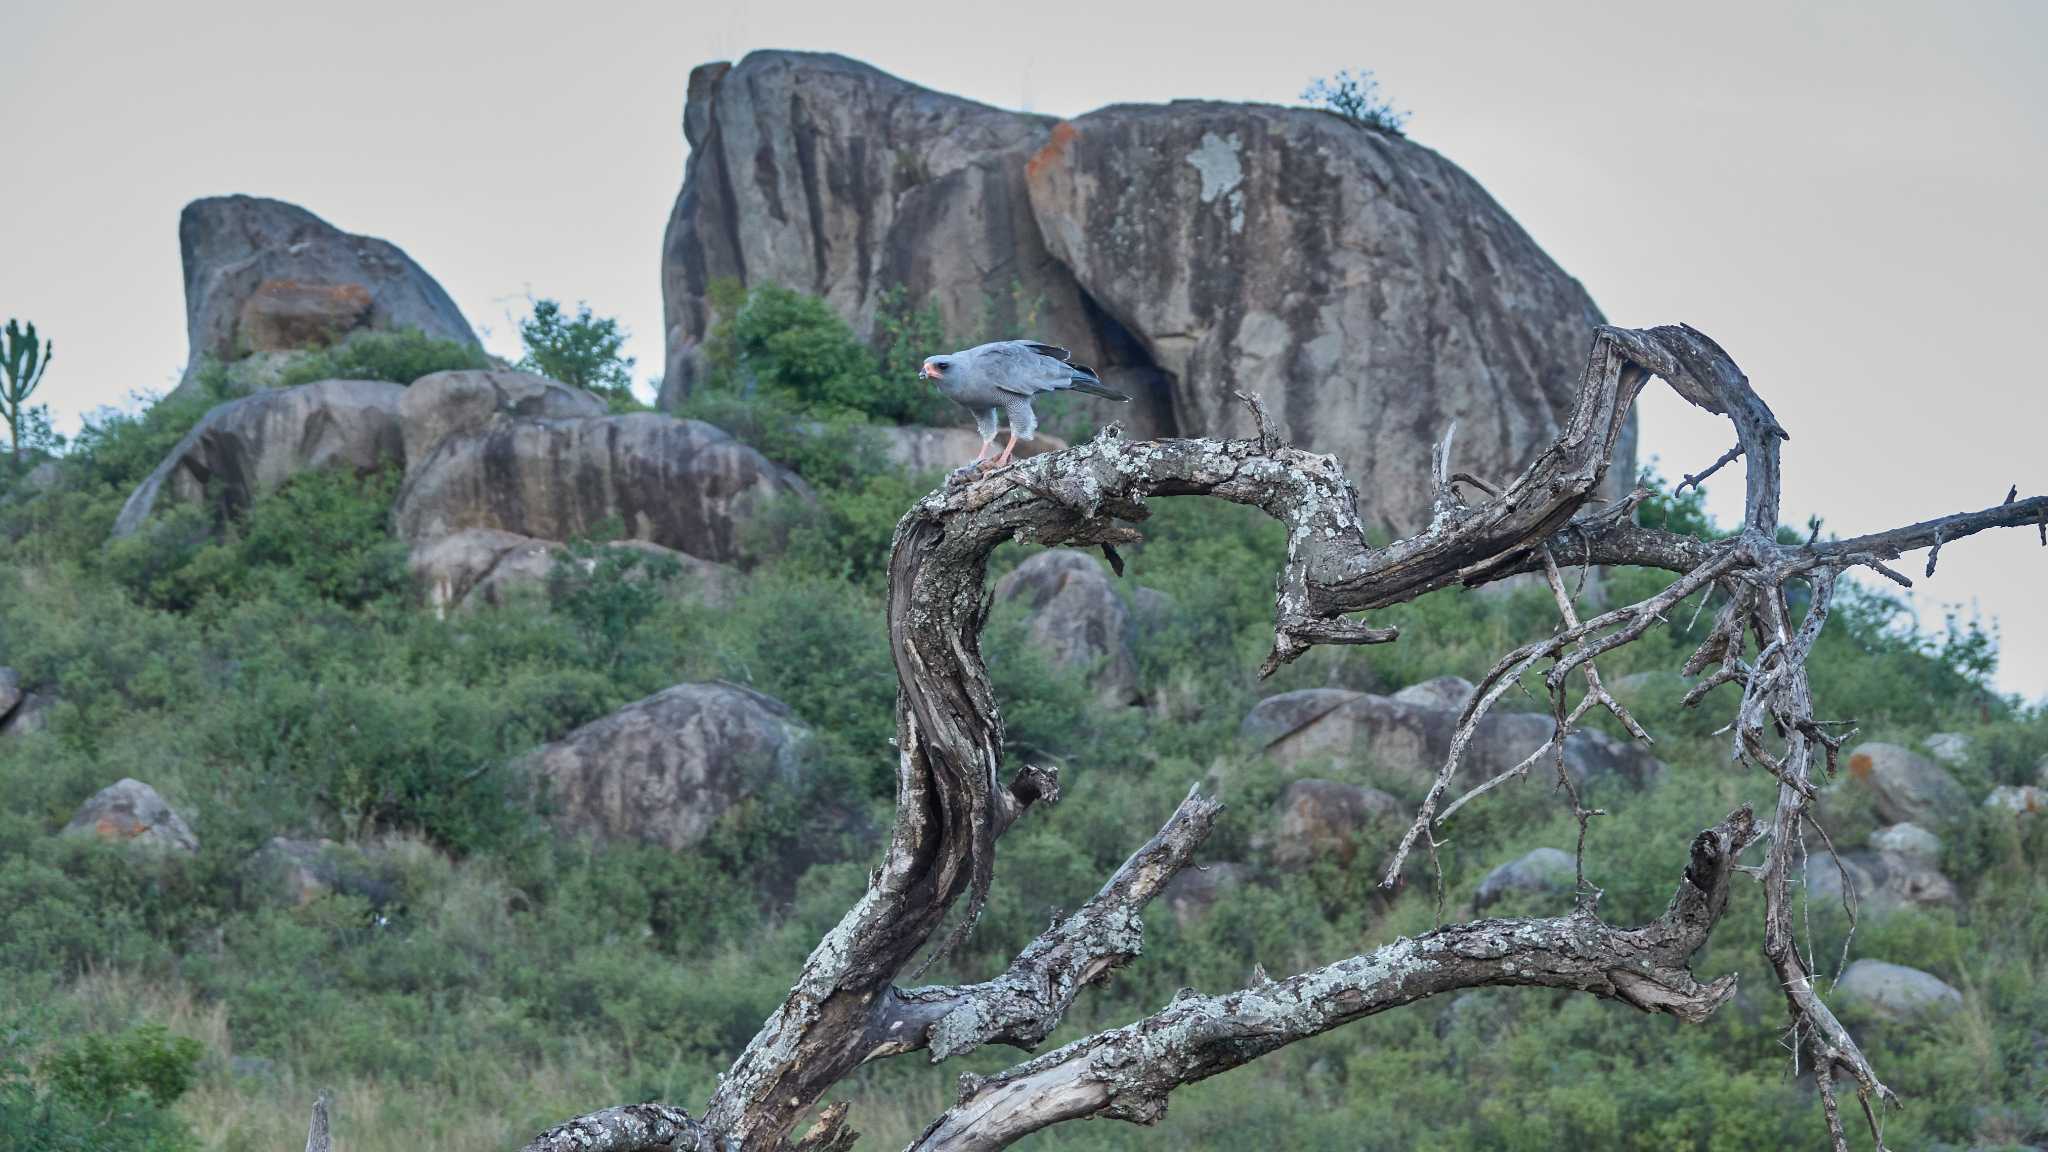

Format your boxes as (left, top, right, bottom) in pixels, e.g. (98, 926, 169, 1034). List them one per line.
(112, 379, 406, 537)
(523, 682, 810, 852)
(174, 195, 478, 396)
(397, 368, 607, 469)
(876, 424, 1064, 476)
(408, 528, 732, 613)
(60, 779, 198, 854)
(1475, 848, 1577, 910)
(994, 549, 1138, 706)
(659, 54, 1625, 531)
(1259, 778, 1400, 871)
(1390, 675, 1476, 714)
(1834, 743, 1971, 827)
(0, 668, 19, 722)
(1241, 689, 1662, 792)
(393, 412, 807, 566)
(1832, 958, 1963, 1021)
(659, 54, 1136, 421)
(1158, 862, 1246, 927)
(244, 837, 399, 909)
(1803, 850, 1956, 914)
(1024, 100, 1627, 532)
(1867, 822, 1941, 863)
(1984, 785, 2047, 815)
(0, 690, 51, 737)
(1922, 731, 1971, 766)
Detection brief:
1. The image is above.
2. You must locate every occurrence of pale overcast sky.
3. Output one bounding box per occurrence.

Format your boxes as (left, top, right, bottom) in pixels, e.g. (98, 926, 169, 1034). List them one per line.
(4, 0, 2044, 699)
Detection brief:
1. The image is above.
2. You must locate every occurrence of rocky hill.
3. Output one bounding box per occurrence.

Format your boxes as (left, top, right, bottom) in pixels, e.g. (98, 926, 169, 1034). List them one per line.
(661, 51, 1624, 531)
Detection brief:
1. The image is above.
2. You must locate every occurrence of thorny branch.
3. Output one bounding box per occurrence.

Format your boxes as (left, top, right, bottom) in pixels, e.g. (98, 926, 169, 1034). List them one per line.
(507, 323, 2041, 1152)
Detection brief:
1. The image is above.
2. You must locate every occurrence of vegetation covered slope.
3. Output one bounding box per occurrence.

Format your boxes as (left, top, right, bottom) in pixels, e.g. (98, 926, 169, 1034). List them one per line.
(1, 298, 2043, 1152)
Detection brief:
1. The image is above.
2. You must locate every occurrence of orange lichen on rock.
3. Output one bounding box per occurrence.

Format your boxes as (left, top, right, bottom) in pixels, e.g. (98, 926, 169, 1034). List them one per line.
(1026, 120, 1079, 181)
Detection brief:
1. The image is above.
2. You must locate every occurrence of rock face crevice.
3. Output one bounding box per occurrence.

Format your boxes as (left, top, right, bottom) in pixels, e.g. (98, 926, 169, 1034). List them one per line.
(661, 51, 1628, 531)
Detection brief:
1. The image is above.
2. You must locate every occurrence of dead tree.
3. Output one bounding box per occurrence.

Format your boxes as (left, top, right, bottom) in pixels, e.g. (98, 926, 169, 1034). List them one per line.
(503, 324, 2042, 1152)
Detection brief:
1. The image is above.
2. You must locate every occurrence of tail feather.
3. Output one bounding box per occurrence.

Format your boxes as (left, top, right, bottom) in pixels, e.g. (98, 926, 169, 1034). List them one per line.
(1066, 364, 1129, 401)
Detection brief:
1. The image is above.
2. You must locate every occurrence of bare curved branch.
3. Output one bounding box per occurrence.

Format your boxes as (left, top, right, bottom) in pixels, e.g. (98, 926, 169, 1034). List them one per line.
(515, 319, 2041, 1152)
(909, 807, 1759, 1152)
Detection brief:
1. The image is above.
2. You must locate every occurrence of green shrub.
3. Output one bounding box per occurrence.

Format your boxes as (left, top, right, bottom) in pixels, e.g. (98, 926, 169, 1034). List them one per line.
(273, 328, 491, 389)
(518, 299, 641, 411)
(698, 281, 947, 427)
(0, 1017, 200, 1150)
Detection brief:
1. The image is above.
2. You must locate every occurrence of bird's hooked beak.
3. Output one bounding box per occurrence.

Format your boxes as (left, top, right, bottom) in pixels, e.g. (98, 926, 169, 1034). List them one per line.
(918, 358, 944, 382)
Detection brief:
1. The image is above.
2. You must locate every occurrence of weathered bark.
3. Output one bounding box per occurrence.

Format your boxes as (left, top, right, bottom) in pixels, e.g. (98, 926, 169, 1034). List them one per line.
(911, 806, 1756, 1152)
(510, 322, 2042, 1152)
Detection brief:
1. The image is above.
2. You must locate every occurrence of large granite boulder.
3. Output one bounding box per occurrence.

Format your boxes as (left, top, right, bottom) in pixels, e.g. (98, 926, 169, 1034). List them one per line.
(993, 549, 1138, 706)
(658, 54, 1149, 418)
(1831, 743, 1971, 827)
(1026, 101, 1620, 531)
(60, 779, 198, 854)
(660, 52, 1630, 531)
(111, 379, 406, 536)
(1832, 959, 1963, 1022)
(1241, 688, 1661, 792)
(1258, 778, 1401, 870)
(397, 369, 608, 467)
(522, 682, 809, 852)
(393, 412, 807, 566)
(408, 528, 731, 613)
(175, 196, 479, 395)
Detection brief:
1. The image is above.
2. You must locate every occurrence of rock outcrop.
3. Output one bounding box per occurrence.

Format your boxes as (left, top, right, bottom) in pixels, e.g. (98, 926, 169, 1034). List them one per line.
(175, 196, 479, 395)
(1025, 101, 1620, 530)
(521, 682, 810, 852)
(112, 379, 406, 537)
(1474, 847, 1576, 910)
(408, 529, 731, 612)
(659, 55, 1144, 415)
(1803, 850, 1956, 914)
(1868, 822, 1941, 863)
(1241, 688, 1662, 792)
(397, 369, 609, 466)
(244, 837, 400, 908)
(1831, 742, 1971, 827)
(1985, 785, 2047, 815)
(662, 51, 1628, 530)
(393, 412, 806, 566)
(1390, 676, 1476, 713)
(1258, 778, 1400, 871)
(61, 779, 198, 854)
(993, 549, 1138, 706)
(1832, 959, 1963, 1021)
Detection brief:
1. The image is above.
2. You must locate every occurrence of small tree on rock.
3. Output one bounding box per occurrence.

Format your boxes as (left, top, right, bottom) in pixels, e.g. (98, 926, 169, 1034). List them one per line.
(1303, 68, 1410, 135)
(518, 299, 638, 410)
